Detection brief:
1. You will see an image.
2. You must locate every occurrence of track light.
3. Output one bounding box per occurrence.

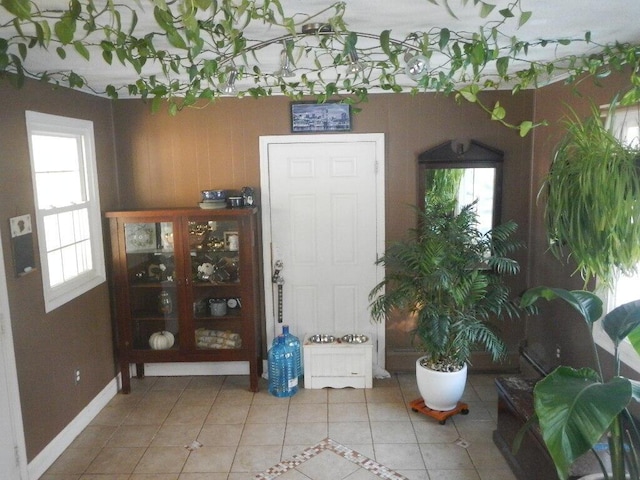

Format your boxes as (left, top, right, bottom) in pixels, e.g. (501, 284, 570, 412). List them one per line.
(220, 68, 238, 94)
(405, 53, 430, 81)
(275, 43, 295, 78)
(347, 50, 365, 75)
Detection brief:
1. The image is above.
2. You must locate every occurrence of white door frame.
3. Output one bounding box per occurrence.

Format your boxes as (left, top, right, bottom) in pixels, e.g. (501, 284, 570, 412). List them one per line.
(0, 234, 29, 478)
(259, 133, 386, 367)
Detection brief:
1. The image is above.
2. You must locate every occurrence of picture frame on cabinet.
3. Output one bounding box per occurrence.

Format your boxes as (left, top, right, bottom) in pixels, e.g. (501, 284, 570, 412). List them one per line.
(125, 223, 158, 252)
(290, 101, 351, 133)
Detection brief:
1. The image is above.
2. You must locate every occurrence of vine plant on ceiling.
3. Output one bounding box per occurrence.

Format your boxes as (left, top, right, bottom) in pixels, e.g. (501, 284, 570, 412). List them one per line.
(1, 0, 640, 135)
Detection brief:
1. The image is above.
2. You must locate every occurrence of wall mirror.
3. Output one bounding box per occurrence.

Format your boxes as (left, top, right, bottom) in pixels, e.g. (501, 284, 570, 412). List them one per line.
(418, 140, 504, 234)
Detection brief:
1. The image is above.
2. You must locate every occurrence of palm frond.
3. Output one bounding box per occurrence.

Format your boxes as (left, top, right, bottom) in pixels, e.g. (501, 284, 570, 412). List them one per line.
(369, 196, 525, 370)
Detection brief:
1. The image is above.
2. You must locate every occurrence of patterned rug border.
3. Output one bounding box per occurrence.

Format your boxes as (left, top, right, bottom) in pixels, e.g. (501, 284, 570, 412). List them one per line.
(254, 437, 408, 479)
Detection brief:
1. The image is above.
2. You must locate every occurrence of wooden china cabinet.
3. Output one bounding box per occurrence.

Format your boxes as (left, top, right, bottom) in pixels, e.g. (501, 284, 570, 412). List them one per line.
(105, 207, 263, 393)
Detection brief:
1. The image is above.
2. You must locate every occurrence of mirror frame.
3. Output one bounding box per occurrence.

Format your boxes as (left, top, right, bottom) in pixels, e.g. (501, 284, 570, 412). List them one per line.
(417, 139, 504, 228)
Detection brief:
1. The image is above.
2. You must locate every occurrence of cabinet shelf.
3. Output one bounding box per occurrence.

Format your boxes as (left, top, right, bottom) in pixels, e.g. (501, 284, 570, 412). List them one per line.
(106, 207, 263, 394)
(130, 282, 177, 288)
(130, 313, 178, 321)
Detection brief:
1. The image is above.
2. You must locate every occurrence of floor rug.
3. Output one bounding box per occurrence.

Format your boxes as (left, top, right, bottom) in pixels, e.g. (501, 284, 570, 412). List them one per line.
(254, 437, 408, 479)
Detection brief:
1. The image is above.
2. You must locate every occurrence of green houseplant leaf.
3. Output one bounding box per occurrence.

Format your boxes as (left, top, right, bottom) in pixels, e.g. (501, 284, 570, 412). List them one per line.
(534, 367, 632, 480)
(602, 300, 640, 348)
(521, 289, 640, 480)
(520, 287, 602, 326)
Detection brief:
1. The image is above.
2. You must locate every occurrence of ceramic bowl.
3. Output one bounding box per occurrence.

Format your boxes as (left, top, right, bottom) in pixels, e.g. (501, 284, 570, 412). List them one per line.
(227, 196, 244, 208)
(201, 189, 227, 201)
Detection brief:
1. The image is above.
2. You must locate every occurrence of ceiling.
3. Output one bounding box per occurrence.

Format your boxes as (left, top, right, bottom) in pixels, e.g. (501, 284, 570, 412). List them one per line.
(2, 0, 640, 97)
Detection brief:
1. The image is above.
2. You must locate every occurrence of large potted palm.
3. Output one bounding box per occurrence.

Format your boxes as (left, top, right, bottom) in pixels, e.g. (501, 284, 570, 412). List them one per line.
(369, 197, 524, 411)
(518, 287, 640, 480)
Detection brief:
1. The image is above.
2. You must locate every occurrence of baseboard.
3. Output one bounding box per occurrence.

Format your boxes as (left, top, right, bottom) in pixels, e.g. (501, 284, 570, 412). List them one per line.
(27, 375, 119, 480)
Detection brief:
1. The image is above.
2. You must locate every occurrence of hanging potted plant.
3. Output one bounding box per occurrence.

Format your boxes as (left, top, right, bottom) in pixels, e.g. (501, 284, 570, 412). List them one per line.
(368, 197, 524, 411)
(543, 103, 640, 287)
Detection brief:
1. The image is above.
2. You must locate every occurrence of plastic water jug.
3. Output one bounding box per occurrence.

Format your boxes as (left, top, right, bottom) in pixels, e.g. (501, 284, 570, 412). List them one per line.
(281, 325, 303, 378)
(268, 335, 298, 397)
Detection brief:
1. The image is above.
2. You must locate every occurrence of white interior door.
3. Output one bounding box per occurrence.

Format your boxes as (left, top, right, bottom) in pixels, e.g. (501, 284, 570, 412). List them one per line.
(0, 235, 28, 478)
(260, 134, 385, 367)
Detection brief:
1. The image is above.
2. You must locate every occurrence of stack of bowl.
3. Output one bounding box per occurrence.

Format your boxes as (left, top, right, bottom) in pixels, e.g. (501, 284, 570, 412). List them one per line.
(199, 190, 227, 209)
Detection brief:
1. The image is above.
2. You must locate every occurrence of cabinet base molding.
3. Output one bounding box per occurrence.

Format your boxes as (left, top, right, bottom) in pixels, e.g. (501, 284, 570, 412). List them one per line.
(129, 361, 249, 377)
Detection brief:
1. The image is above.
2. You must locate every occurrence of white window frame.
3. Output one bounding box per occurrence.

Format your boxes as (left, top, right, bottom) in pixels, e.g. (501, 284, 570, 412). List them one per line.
(25, 111, 106, 313)
(593, 104, 640, 373)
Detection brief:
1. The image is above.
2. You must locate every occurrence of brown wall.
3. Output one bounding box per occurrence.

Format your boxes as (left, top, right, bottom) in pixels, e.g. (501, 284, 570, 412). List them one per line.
(112, 91, 535, 371)
(526, 71, 633, 372)
(0, 78, 119, 460)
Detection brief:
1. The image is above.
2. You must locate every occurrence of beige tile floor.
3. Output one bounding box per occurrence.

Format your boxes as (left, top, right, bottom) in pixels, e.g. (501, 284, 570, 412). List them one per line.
(40, 373, 517, 480)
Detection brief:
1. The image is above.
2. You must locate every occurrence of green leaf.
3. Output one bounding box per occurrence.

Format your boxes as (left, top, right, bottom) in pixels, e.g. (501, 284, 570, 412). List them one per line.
(73, 41, 90, 60)
(479, 2, 495, 18)
(518, 11, 532, 27)
(602, 300, 640, 348)
(105, 84, 118, 99)
(628, 325, 640, 358)
(442, 0, 458, 19)
(457, 84, 479, 103)
(496, 56, 509, 77)
(128, 10, 138, 36)
(438, 28, 450, 51)
(0, 0, 31, 20)
(36, 20, 51, 47)
(380, 30, 391, 58)
(518, 120, 533, 137)
(535, 367, 631, 480)
(56, 46, 66, 59)
(498, 8, 514, 18)
(166, 29, 187, 49)
(194, 0, 212, 9)
(54, 17, 76, 45)
(17, 42, 26, 60)
(520, 287, 603, 325)
(490, 101, 505, 121)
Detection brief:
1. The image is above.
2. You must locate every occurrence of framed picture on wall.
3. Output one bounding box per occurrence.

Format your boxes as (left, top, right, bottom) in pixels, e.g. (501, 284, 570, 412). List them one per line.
(290, 102, 352, 133)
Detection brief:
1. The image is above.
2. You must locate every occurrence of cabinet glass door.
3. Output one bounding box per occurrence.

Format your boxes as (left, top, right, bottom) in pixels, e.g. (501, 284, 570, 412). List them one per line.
(124, 221, 178, 350)
(188, 218, 242, 350)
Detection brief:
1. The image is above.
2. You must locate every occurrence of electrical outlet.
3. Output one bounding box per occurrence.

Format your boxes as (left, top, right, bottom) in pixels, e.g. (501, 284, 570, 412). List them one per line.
(75, 368, 81, 385)
(555, 345, 561, 360)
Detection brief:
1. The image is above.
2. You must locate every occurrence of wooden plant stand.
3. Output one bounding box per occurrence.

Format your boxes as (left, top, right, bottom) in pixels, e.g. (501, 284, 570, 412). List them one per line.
(409, 398, 469, 425)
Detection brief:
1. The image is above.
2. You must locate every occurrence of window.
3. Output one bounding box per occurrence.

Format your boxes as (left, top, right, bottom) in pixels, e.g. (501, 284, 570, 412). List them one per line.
(594, 105, 640, 372)
(25, 111, 105, 312)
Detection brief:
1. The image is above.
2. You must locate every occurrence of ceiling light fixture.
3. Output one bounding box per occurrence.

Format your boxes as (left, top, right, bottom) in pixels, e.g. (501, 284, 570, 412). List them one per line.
(220, 68, 238, 94)
(275, 42, 295, 78)
(347, 49, 365, 75)
(405, 53, 430, 81)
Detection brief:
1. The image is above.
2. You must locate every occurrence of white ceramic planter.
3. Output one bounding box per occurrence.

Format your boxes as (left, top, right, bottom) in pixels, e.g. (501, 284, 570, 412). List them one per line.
(416, 357, 467, 411)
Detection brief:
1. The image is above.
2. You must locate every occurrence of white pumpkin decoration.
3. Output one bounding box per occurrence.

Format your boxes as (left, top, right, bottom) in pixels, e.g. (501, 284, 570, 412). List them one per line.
(149, 331, 175, 350)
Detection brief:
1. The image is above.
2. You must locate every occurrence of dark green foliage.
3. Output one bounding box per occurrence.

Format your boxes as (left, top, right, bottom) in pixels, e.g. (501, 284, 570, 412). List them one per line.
(369, 198, 523, 370)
